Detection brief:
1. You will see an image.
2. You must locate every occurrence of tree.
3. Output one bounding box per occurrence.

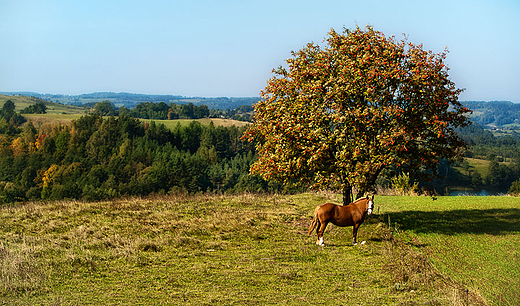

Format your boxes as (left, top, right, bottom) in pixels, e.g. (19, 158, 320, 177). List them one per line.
(93, 100, 117, 116)
(509, 178, 520, 196)
(1, 100, 16, 116)
(244, 26, 470, 204)
(0, 100, 25, 129)
(180, 103, 195, 119)
(486, 160, 514, 190)
(20, 101, 47, 114)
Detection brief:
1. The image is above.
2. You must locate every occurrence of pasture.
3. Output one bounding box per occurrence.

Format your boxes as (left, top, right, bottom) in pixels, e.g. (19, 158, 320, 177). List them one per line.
(0, 194, 518, 305)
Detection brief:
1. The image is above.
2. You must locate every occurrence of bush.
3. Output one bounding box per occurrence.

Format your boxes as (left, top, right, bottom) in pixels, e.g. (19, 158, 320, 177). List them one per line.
(509, 179, 520, 196)
(391, 173, 419, 196)
(0, 182, 25, 203)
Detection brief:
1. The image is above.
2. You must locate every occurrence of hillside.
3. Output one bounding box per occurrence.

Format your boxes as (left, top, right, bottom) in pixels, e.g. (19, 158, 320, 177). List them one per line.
(0, 94, 249, 128)
(0, 92, 260, 110)
(0, 94, 87, 114)
(462, 100, 520, 130)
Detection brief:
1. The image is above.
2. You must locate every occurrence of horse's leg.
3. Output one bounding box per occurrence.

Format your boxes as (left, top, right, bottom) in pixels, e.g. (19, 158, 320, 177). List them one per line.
(352, 223, 360, 245)
(315, 220, 321, 245)
(317, 221, 328, 246)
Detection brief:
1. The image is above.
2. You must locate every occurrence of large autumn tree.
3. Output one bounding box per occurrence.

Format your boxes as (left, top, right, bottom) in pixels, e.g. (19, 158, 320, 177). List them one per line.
(244, 26, 471, 204)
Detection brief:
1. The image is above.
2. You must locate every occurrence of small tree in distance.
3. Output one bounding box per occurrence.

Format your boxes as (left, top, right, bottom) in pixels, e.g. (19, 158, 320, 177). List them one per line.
(244, 26, 471, 204)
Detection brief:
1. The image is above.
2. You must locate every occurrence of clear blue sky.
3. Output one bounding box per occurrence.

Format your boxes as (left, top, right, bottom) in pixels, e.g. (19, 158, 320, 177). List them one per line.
(1, 0, 519, 102)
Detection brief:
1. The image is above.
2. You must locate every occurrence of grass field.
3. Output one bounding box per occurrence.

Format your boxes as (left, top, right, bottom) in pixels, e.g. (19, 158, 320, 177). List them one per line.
(0, 95, 43, 111)
(0, 94, 85, 115)
(22, 114, 249, 129)
(1, 94, 249, 128)
(452, 157, 513, 182)
(140, 117, 250, 128)
(1, 193, 517, 305)
(379, 196, 520, 305)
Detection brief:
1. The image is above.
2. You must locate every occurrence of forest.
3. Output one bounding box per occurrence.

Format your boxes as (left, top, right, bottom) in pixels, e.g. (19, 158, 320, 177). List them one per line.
(1, 98, 520, 203)
(0, 99, 274, 203)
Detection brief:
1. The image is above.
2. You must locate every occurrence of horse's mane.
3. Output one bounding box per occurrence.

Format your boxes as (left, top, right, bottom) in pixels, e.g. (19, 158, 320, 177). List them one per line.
(351, 197, 368, 204)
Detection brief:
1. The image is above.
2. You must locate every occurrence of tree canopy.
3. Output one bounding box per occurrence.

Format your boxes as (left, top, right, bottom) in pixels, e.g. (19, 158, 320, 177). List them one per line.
(20, 101, 47, 114)
(244, 26, 471, 204)
(93, 100, 118, 116)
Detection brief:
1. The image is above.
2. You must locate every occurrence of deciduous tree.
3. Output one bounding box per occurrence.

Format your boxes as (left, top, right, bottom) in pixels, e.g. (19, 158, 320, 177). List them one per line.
(244, 26, 470, 204)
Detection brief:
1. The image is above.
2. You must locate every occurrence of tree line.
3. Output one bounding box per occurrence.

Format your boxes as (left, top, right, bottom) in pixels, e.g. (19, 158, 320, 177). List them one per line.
(0, 108, 275, 204)
(92, 100, 252, 121)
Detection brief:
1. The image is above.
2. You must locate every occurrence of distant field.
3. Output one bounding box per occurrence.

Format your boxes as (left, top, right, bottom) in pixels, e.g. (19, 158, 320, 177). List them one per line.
(1, 95, 249, 128)
(23, 113, 85, 126)
(0, 94, 48, 111)
(461, 157, 491, 177)
(1, 94, 87, 115)
(140, 117, 249, 128)
(1, 193, 517, 305)
(22, 113, 249, 128)
(452, 157, 513, 179)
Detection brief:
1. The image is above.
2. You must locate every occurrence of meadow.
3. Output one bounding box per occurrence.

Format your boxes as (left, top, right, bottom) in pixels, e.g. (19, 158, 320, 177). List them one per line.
(23, 113, 249, 128)
(1, 94, 249, 128)
(139, 117, 249, 129)
(1, 193, 517, 305)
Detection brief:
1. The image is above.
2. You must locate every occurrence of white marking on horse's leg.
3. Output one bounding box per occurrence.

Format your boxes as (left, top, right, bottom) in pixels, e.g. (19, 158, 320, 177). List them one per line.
(319, 237, 324, 246)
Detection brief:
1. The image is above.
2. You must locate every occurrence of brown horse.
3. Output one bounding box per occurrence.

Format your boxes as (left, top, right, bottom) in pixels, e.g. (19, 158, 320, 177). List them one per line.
(308, 196, 374, 246)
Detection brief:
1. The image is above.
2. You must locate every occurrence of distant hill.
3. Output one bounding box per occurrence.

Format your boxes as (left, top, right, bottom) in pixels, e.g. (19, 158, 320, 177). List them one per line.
(0, 92, 260, 110)
(462, 101, 520, 129)
(0, 94, 87, 114)
(0, 94, 54, 111)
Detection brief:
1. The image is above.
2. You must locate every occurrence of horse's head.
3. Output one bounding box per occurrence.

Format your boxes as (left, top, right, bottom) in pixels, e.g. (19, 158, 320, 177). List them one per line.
(367, 195, 374, 215)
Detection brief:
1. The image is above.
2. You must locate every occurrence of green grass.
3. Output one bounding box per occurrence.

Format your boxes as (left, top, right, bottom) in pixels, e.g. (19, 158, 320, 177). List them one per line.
(379, 196, 520, 305)
(452, 157, 512, 179)
(463, 158, 491, 177)
(1, 194, 518, 305)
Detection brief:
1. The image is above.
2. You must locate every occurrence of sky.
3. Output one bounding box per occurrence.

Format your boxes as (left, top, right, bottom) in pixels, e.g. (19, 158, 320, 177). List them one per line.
(1, 0, 519, 102)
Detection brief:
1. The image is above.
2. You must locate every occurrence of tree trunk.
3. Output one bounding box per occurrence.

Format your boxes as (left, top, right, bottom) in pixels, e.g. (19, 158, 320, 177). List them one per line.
(342, 185, 353, 206)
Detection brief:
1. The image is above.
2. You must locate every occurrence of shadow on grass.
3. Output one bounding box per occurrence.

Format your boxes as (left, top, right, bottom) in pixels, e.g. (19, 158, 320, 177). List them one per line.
(377, 208, 520, 235)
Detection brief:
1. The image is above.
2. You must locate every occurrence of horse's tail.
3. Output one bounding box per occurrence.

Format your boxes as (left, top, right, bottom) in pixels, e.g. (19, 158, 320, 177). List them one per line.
(307, 206, 320, 235)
